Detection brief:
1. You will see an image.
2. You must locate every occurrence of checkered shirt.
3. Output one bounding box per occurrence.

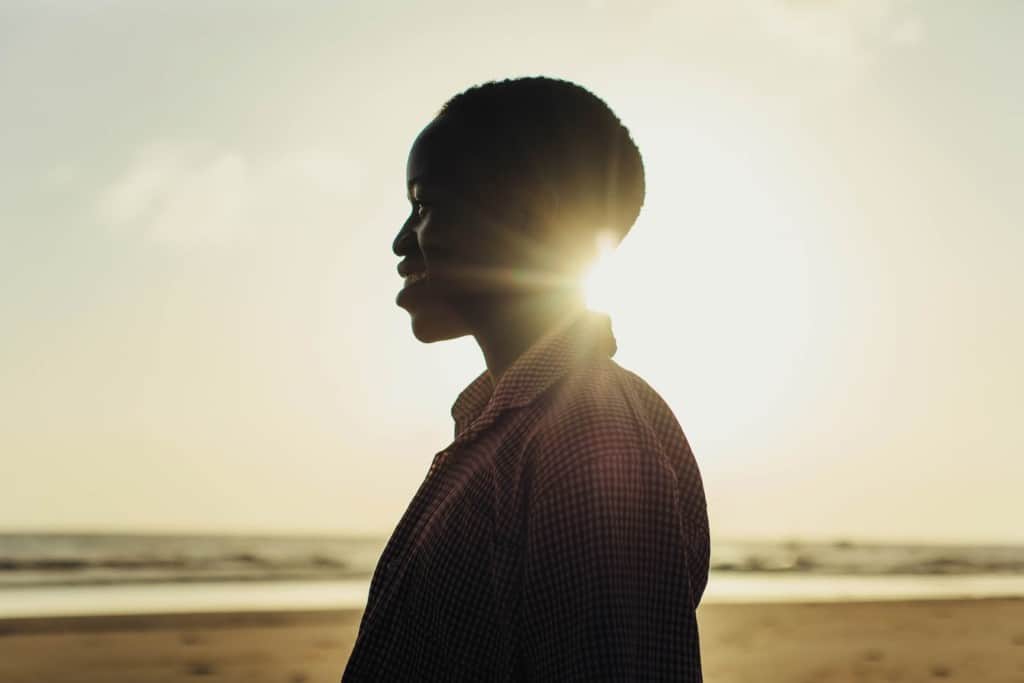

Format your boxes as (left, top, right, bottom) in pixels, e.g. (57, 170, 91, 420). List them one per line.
(342, 311, 709, 681)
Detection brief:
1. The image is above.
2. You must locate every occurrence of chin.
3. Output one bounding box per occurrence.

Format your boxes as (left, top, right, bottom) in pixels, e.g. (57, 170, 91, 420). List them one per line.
(406, 306, 470, 343)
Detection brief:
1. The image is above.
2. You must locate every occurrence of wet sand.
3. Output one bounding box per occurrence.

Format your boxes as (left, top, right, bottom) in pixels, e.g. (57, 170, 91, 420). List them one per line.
(0, 598, 1021, 682)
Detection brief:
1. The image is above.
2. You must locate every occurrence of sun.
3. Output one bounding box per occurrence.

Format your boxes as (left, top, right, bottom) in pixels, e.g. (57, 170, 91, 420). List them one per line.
(582, 231, 621, 314)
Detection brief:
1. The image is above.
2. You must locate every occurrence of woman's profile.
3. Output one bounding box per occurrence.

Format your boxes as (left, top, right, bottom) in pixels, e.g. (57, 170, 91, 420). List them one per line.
(342, 76, 709, 681)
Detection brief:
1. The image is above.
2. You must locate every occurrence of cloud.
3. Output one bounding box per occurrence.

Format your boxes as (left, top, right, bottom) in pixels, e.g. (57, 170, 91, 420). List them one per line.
(97, 141, 363, 245)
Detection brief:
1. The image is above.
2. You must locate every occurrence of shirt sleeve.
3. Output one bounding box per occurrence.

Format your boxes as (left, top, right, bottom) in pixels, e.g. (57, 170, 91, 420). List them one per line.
(516, 442, 704, 681)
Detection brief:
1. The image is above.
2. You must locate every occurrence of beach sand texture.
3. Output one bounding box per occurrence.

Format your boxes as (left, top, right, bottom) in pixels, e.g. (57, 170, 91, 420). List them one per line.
(0, 599, 1022, 683)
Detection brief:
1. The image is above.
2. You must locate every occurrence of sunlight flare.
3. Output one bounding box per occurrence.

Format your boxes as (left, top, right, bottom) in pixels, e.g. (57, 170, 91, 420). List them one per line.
(582, 231, 620, 313)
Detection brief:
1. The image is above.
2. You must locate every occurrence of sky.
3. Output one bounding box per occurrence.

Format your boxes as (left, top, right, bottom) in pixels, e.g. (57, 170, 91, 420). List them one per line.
(1, 1, 1021, 543)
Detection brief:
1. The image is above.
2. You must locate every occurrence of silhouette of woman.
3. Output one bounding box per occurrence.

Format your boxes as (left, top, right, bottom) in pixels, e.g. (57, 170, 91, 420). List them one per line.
(342, 76, 709, 681)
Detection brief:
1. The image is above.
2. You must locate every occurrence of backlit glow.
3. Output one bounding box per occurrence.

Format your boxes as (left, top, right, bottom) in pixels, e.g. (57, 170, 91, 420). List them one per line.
(582, 231, 620, 313)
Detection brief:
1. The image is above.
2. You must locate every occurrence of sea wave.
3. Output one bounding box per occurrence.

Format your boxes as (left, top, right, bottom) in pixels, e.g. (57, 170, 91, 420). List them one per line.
(0, 534, 384, 588)
(1, 534, 1022, 589)
(708, 540, 1024, 576)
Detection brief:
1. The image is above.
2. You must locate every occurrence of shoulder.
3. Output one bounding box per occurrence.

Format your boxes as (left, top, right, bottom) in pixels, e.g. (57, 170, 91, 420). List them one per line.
(532, 358, 686, 447)
(616, 365, 693, 450)
(525, 358, 666, 492)
(532, 357, 633, 439)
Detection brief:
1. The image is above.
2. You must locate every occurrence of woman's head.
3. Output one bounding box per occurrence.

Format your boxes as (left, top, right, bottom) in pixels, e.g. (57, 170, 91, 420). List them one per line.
(394, 76, 644, 342)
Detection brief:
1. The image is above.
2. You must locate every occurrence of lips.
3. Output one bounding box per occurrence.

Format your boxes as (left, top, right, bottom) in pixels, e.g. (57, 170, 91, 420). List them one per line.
(402, 271, 428, 289)
(396, 266, 430, 308)
(396, 257, 432, 308)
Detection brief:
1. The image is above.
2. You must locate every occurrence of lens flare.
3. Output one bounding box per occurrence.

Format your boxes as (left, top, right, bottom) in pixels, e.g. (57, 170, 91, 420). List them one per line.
(582, 231, 619, 312)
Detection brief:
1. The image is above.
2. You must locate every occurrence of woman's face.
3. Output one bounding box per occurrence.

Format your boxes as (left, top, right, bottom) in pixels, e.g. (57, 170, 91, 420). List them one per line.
(393, 116, 529, 342)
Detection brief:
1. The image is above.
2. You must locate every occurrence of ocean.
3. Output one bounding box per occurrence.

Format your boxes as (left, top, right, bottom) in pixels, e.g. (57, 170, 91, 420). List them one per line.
(3, 533, 1023, 618)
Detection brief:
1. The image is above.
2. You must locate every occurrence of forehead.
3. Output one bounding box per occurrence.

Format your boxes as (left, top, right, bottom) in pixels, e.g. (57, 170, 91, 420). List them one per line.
(406, 116, 476, 185)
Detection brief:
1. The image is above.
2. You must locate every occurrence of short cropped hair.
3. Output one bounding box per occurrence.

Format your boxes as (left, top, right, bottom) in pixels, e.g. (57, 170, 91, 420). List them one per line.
(439, 77, 645, 257)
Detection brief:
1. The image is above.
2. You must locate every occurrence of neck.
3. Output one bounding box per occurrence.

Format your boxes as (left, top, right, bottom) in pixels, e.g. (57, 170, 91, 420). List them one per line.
(471, 290, 585, 379)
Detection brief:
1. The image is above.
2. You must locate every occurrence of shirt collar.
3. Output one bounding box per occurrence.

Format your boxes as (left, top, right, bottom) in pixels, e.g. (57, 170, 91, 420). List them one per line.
(451, 309, 617, 439)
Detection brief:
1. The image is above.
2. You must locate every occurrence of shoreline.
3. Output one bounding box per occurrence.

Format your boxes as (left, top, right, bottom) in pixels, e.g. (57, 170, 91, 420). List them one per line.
(0, 608, 363, 635)
(0, 594, 1020, 630)
(5, 572, 1024, 621)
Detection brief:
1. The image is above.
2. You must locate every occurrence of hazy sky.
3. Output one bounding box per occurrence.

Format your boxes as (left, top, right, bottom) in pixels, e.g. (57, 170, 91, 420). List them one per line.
(2, 1, 1021, 543)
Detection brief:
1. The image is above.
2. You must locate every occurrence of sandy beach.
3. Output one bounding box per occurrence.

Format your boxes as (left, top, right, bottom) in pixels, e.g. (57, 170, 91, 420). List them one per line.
(1, 598, 1021, 682)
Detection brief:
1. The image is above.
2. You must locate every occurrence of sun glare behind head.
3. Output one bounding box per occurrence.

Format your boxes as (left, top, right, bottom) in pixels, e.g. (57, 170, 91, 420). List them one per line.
(583, 231, 619, 313)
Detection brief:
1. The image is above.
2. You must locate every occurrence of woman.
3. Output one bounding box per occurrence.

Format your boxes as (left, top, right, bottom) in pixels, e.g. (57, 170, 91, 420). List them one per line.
(342, 77, 709, 681)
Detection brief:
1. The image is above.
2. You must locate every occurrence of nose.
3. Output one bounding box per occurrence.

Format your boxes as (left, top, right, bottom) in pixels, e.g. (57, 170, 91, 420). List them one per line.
(392, 219, 418, 257)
